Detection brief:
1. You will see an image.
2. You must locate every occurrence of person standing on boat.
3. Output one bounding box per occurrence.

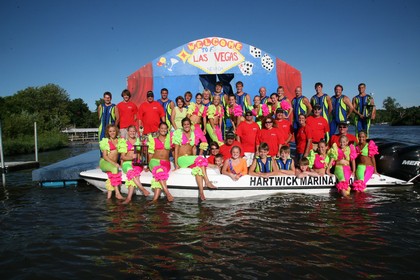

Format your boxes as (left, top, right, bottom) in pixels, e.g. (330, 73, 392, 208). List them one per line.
(249, 143, 279, 177)
(187, 92, 208, 155)
(353, 131, 379, 192)
(235, 81, 252, 116)
(202, 88, 212, 107)
(329, 121, 357, 148)
(184, 91, 193, 109)
(173, 117, 216, 201)
(118, 125, 150, 204)
(148, 122, 174, 202)
(330, 84, 354, 135)
(236, 110, 260, 167)
(274, 108, 293, 147)
(206, 95, 224, 146)
(157, 88, 175, 130)
(171, 96, 187, 131)
(256, 116, 284, 158)
(352, 83, 376, 137)
(225, 94, 243, 133)
(98, 91, 119, 141)
(222, 146, 248, 181)
(291, 86, 312, 134)
(213, 81, 228, 106)
(252, 95, 269, 128)
(268, 93, 281, 116)
(99, 124, 124, 200)
(116, 89, 137, 139)
(306, 104, 330, 151)
(295, 114, 313, 163)
(259, 86, 270, 104)
(277, 86, 292, 119)
(138, 91, 165, 135)
(310, 82, 332, 126)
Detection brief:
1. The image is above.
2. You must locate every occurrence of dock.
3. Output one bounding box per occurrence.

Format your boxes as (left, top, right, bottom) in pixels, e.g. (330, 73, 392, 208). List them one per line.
(61, 128, 98, 142)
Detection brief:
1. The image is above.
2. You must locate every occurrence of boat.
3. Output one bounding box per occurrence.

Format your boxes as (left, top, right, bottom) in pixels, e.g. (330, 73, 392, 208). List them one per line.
(80, 167, 413, 199)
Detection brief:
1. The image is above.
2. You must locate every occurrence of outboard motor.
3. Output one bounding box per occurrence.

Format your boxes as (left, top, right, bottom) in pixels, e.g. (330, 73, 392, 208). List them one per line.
(397, 145, 420, 182)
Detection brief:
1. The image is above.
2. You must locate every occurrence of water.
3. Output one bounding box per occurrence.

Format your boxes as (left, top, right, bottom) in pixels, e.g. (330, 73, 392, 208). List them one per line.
(1, 127, 420, 279)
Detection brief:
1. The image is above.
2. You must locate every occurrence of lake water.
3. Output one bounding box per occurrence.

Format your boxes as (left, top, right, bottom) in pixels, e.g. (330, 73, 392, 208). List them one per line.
(1, 126, 419, 279)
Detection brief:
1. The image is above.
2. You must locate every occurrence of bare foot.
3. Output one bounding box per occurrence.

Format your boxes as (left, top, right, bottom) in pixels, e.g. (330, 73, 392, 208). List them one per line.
(205, 181, 217, 189)
(116, 194, 125, 200)
(142, 189, 151, 196)
(199, 192, 206, 201)
(166, 194, 174, 202)
(122, 199, 131, 205)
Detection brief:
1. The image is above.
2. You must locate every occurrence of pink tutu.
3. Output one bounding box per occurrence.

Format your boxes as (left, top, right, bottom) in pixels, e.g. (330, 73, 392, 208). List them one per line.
(352, 180, 366, 192)
(152, 165, 169, 181)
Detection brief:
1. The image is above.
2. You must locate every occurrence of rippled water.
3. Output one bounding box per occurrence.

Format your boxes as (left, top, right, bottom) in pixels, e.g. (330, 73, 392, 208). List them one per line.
(1, 127, 420, 279)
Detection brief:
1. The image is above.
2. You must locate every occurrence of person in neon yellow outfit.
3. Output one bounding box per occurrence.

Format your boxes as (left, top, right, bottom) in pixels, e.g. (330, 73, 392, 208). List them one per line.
(353, 131, 379, 192)
(330, 84, 354, 135)
(173, 117, 216, 201)
(118, 125, 150, 204)
(352, 83, 376, 137)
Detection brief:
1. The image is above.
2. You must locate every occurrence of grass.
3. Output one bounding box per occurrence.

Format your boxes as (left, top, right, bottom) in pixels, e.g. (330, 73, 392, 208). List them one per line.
(2, 131, 69, 155)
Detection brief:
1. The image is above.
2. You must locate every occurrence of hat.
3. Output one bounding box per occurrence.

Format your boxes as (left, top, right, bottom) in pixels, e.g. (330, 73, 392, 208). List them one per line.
(313, 104, 322, 110)
(276, 108, 285, 114)
(226, 131, 235, 139)
(146, 91, 154, 97)
(338, 121, 350, 127)
(245, 110, 253, 116)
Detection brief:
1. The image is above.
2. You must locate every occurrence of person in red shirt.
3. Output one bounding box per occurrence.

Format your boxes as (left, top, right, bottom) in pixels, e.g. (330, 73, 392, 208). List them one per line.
(329, 121, 358, 147)
(256, 116, 284, 157)
(206, 142, 220, 165)
(117, 89, 138, 139)
(295, 114, 313, 162)
(274, 108, 293, 146)
(219, 131, 244, 161)
(137, 91, 165, 135)
(236, 111, 260, 166)
(306, 104, 330, 151)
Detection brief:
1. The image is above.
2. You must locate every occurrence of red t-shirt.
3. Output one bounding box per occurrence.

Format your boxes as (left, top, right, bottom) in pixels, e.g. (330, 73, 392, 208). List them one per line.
(256, 128, 285, 156)
(137, 101, 165, 135)
(296, 125, 313, 154)
(219, 140, 244, 160)
(207, 155, 215, 164)
(275, 119, 293, 145)
(329, 133, 358, 147)
(236, 121, 260, 153)
(117, 101, 138, 129)
(306, 116, 329, 143)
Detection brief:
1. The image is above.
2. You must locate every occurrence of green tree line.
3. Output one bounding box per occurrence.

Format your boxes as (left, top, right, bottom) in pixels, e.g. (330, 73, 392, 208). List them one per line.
(0, 84, 97, 155)
(374, 97, 420, 125)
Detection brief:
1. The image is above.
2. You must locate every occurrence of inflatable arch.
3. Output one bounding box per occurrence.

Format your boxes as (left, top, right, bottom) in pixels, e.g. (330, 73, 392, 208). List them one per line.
(127, 36, 301, 104)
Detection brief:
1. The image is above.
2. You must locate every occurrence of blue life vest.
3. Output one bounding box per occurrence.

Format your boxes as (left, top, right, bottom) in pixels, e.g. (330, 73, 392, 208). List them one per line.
(255, 156, 273, 173)
(276, 157, 292, 170)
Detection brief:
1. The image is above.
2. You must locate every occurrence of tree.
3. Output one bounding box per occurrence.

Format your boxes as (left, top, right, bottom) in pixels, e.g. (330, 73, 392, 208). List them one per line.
(383, 96, 404, 123)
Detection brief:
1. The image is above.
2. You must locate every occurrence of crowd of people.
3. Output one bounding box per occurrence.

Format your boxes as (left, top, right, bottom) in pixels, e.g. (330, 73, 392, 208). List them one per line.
(98, 81, 379, 202)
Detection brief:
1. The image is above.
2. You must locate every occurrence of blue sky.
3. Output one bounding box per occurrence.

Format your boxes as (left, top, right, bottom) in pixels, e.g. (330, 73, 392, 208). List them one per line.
(1, 0, 419, 111)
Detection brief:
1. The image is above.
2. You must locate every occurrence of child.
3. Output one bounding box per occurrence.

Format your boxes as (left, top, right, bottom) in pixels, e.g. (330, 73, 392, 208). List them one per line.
(295, 157, 319, 178)
(222, 146, 248, 181)
(307, 140, 331, 176)
(249, 143, 279, 177)
(328, 135, 357, 196)
(353, 130, 379, 192)
(275, 146, 295, 175)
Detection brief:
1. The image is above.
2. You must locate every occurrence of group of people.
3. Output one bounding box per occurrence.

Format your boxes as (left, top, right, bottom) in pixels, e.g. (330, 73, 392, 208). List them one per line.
(98, 81, 379, 201)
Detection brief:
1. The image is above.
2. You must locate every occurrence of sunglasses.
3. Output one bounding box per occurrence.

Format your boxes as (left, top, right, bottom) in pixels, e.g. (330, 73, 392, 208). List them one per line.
(210, 147, 218, 150)
(265, 121, 273, 124)
(339, 126, 347, 129)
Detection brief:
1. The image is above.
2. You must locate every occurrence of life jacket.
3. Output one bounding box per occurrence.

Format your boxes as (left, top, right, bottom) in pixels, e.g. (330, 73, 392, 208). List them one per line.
(331, 95, 348, 122)
(354, 94, 373, 118)
(255, 156, 273, 173)
(236, 92, 251, 113)
(98, 103, 116, 140)
(158, 99, 173, 128)
(310, 94, 329, 121)
(276, 157, 293, 170)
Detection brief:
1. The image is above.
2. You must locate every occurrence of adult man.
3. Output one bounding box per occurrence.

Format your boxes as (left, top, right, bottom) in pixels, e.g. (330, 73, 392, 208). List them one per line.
(291, 86, 312, 132)
(235, 81, 252, 114)
(310, 82, 332, 123)
(98, 91, 119, 141)
(277, 86, 292, 118)
(274, 108, 293, 146)
(330, 84, 354, 135)
(219, 131, 244, 161)
(259, 86, 269, 104)
(352, 83, 376, 137)
(213, 81, 228, 107)
(138, 91, 165, 135)
(329, 121, 358, 147)
(157, 88, 175, 129)
(236, 110, 260, 166)
(306, 104, 330, 151)
(116, 89, 137, 138)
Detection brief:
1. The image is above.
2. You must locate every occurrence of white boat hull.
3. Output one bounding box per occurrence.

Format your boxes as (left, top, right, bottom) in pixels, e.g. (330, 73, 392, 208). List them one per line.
(80, 168, 413, 199)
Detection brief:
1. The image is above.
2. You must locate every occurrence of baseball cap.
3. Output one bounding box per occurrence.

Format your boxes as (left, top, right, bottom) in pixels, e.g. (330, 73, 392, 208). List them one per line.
(313, 104, 322, 110)
(146, 91, 154, 97)
(338, 121, 350, 127)
(245, 110, 253, 116)
(276, 108, 285, 114)
(226, 131, 235, 139)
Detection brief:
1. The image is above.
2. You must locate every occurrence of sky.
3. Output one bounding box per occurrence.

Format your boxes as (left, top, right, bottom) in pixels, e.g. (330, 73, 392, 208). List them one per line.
(1, 0, 420, 111)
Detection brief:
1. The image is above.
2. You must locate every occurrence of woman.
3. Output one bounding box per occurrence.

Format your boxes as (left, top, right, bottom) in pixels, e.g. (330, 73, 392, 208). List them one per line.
(353, 131, 379, 192)
(148, 122, 174, 202)
(187, 93, 208, 153)
(173, 117, 216, 201)
(222, 146, 248, 181)
(295, 114, 313, 163)
(171, 96, 187, 130)
(252, 95, 269, 128)
(307, 140, 331, 176)
(99, 124, 123, 200)
(206, 142, 220, 166)
(118, 125, 150, 204)
(225, 94, 243, 132)
(206, 94, 224, 145)
(256, 116, 284, 158)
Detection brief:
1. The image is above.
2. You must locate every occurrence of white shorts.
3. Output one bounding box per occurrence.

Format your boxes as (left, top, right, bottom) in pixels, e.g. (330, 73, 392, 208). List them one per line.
(244, 152, 255, 167)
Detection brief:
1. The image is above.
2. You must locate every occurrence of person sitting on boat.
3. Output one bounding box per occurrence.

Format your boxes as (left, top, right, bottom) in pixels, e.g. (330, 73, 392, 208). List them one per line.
(296, 157, 320, 178)
(148, 122, 174, 202)
(307, 139, 331, 176)
(249, 143, 279, 178)
(118, 125, 150, 204)
(222, 145, 248, 181)
(171, 96, 187, 131)
(187, 92, 208, 155)
(208, 153, 224, 174)
(353, 130, 379, 192)
(327, 135, 357, 196)
(99, 124, 124, 200)
(173, 117, 216, 201)
(275, 145, 296, 175)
